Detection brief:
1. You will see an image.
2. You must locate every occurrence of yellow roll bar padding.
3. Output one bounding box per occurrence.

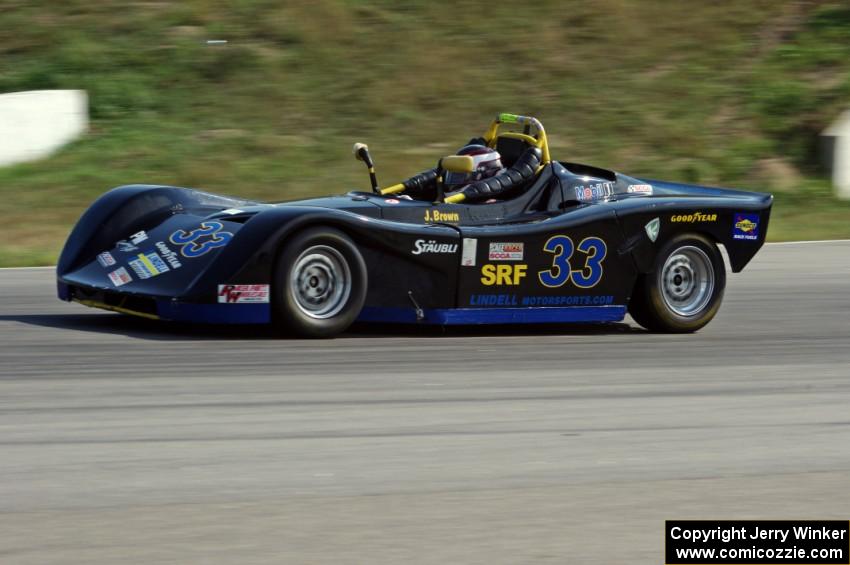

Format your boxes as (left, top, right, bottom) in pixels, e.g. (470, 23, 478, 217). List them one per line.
(380, 183, 405, 195)
(444, 192, 465, 204)
(483, 113, 551, 165)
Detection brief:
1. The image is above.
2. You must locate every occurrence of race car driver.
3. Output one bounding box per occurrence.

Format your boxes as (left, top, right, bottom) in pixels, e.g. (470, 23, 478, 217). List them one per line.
(396, 143, 504, 202)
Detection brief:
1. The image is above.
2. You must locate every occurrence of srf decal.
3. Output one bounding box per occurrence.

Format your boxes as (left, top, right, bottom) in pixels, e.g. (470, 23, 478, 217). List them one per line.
(481, 264, 527, 286)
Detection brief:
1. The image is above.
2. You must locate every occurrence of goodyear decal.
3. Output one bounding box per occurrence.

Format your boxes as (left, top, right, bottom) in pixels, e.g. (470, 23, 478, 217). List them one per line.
(155, 242, 182, 269)
(670, 212, 717, 223)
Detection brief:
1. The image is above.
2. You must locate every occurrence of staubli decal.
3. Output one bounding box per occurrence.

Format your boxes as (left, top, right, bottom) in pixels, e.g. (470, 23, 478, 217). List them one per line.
(412, 239, 458, 255)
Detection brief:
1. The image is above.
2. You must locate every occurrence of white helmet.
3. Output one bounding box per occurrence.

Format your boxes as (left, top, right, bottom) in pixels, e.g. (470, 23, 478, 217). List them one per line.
(444, 144, 503, 188)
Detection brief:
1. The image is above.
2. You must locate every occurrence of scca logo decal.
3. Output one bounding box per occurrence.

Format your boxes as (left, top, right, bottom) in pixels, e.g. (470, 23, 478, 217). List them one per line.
(481, 264, 527, 286)
(538, 236, 607, 289)
(169, 221, 233, 258)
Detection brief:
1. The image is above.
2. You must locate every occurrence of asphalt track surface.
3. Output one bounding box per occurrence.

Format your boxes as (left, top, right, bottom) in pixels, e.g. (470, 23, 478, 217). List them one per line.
(1, 241, 849, 564)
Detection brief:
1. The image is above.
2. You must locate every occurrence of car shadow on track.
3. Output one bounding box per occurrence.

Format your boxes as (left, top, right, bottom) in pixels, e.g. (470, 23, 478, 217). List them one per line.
(0, 312, 645, 341)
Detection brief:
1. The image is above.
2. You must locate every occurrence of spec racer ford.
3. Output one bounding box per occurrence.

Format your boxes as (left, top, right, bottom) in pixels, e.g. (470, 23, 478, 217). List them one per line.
(57, 114, 772, 337)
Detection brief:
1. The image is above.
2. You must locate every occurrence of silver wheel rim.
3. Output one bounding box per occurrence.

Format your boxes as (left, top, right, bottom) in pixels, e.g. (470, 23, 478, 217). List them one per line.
(289, 245, 351, 319)
(660, 245, 715, 317)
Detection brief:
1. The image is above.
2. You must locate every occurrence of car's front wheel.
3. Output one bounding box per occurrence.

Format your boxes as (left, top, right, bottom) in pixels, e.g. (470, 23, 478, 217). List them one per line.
(628, 233, 725, 333)
(273, 227, 367, 338)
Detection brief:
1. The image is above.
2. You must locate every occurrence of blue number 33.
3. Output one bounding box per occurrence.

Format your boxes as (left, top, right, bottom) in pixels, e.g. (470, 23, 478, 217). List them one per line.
(169, 221, 233, 258)
(538, 235, 607, 288)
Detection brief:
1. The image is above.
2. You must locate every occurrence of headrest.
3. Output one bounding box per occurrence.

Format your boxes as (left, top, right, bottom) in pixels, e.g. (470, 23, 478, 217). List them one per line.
(495, 136, 534, 168)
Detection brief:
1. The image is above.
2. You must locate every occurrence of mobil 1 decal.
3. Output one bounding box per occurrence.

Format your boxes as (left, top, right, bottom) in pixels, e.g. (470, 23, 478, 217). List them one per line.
(461, 229, 632, 308)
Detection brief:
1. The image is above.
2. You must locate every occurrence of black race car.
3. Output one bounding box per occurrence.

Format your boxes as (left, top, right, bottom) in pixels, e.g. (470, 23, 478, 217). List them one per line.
(57, 114, 772, 337)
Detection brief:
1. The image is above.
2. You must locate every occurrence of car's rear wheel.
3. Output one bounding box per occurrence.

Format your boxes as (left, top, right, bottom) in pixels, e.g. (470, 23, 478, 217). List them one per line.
(273, 227, 367, 337)
(628, 233, 725, 333)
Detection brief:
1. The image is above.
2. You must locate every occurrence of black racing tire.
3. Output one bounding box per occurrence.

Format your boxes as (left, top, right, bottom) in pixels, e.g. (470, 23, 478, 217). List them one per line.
(628, 233, 725, 333)
(272, 227, 367, 338)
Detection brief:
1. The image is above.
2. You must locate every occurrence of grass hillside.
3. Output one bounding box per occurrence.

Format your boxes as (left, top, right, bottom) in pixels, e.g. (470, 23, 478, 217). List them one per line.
(1, 1, 850, 266)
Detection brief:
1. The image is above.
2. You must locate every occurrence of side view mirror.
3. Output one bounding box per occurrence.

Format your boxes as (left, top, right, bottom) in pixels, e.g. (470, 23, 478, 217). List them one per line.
(439, 155, 474, 174)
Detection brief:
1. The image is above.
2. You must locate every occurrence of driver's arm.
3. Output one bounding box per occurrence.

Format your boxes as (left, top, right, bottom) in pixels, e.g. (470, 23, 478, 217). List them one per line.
(381, 167, 438, 200)
(381, 138, 486, 200)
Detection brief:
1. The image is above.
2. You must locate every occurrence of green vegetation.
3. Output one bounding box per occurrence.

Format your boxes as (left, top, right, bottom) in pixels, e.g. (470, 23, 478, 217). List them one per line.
(1, 1, 849, 266)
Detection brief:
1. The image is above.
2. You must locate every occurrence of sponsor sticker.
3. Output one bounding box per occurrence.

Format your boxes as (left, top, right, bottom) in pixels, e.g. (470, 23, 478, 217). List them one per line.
(645, 218, 660, 242)
(116, 240, 139, 252)
(155, 241, 183, 269)
(218, 284, 270, 303)
(385, 199, 400, 204)
(467, 294, 617, 307)
(575, 182, 613, 201)
(128, 252, 170, 279)
(670, 212, 717, 223)
(627, 184, 653, 195)
(480, 264, 528, 286)
(130, 230, 148, 244)
(220, 208, 243, 215)
(412, 239, 458, 255)
(462, 238, 477, 266)
(732, 212, 759, 241)
(107, 267, 132, 287)
(96, 251, 116, 268)
(488, 242, 523, 261)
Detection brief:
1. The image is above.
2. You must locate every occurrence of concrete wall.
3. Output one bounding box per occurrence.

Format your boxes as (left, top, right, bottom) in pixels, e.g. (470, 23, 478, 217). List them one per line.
(823, 109, 850, 200)
(0, 90, 88, 167)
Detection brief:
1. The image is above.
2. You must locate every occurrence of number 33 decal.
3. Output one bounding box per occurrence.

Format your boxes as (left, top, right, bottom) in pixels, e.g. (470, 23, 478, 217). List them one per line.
(169, 221, 233, 258)
(538, 235, 607, 288)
